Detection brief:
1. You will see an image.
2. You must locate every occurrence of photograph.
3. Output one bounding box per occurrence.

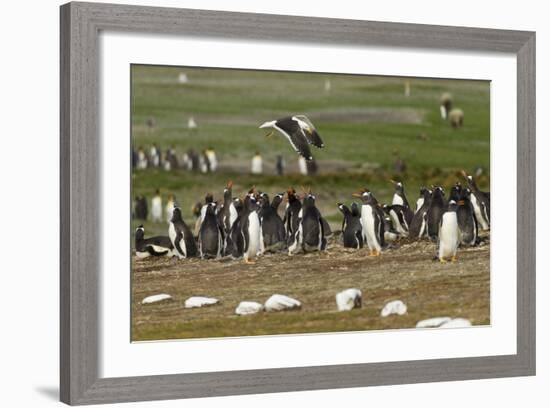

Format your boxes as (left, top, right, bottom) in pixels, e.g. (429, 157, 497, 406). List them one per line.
(130, 65, 490, 341)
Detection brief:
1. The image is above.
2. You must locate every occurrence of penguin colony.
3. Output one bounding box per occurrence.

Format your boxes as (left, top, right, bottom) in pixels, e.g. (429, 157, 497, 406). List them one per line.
(135, 171, 489, 263)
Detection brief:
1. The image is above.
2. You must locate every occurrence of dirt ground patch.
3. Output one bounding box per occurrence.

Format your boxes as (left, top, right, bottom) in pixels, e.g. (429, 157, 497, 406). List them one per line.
(131, 234, 490, 341)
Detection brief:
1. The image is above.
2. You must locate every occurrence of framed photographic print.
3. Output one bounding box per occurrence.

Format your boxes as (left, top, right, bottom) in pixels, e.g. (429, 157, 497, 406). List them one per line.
(60, 2, 535, 405)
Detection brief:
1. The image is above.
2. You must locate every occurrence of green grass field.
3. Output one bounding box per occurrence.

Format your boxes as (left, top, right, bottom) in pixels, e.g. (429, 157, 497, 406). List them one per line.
(131, 65, 490, 340)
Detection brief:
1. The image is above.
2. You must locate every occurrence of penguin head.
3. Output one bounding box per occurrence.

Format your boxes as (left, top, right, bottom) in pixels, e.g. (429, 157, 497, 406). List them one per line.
(205, 193, 214, 204)
(337, 203, 350, 216)
(450, 183, 462, 201)
(171, 207, 183, 222)
(390, 179, 404, 194)
(271, 193, 284, 209)
(433, 186, 445, 198)
(303, 193, 316, 207)
(135, 225, 145, 240)
(447, 200, 458, 212)
(223, 180, 233, 195)
(259, 192, 270, 207)
(205, 202, 217, 215)
(352, 189, 372, 204)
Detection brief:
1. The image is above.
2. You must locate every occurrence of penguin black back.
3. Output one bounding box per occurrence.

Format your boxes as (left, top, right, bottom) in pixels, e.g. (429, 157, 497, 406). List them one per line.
(259, 193, 286, 251)
(427, 186, 446, 240)
(409, 188, 432, 239)
(199, 202, 224, 259)
(338, 203, 363, 249)
(169, 207, 198, 258)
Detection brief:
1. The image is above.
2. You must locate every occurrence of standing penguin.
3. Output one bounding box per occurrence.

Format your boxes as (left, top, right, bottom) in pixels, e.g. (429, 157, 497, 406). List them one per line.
(390, 180, 410, 208)
(198, 202, 224, 259)
(283, 187, 302, 244)
(456, 187, 479, 246)
(195, 193, 215, 235)
(437, 200, 460, 262)
(415, 187, 429, 213)
(409, 188, 432, 239)
(259, 193, 286, 252)
(354, 189, 385, 256)
(134, 225, 174, 258)
(240, 195, 263, 263)
(220, 180, 238, 234)
(427, 186, 446, 241)
(462, 170, 490, 231)
(338, 203, 363, 249)
(289, 192, 326, 255)
(169, 207, 198, 259)
(151, 189, 163, 222)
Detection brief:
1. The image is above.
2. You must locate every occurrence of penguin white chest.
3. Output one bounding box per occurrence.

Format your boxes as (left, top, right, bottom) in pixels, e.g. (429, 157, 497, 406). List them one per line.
(416, 198, 424, 213)
(169, 222, 186, 258)
(361, 205, 380, 251)
(439, 212, 459, 259)
(246, 212, 261, 257)
(229, 203, 238, 228)
(392, 194, 404, 206)
(470, 194, 489, 230)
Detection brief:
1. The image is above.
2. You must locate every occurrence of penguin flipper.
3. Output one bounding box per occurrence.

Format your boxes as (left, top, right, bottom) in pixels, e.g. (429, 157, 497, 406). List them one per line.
(174, 232, 186, 258)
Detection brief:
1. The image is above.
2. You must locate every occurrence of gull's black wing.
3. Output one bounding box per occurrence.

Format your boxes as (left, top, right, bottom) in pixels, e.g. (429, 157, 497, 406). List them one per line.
(294, 115, 324, 148)
(274, 117, 313, 161)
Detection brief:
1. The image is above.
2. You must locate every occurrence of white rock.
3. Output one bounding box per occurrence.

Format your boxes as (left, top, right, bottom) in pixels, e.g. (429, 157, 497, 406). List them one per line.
(416, 317, 452, 328)
(184, 296, 219, 308)
(235, 301, 264, 316)
(264, 294, 301, 312)
(335, 288, 362, 311)
(380, 300, 407, 317)
(439, 318, 472, 328)
(141, 294, 172, 304)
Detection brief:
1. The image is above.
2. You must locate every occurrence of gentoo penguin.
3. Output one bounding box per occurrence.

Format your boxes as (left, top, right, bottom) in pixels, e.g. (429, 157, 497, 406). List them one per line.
(440, 92, 453, 120)
(338, 203, 363, 249)
(353, 189, 385, 256)
(220, 181, 237, 234)
(151, 189, 162, 222)
(169, 207, 197, 259)
(198, 202, 224, 259)
(251, 152, 263, 174)
(456, 187, 479, 246)
(384, 204, 413, 237)
(437, 200, 460, 262)
(390, 180, 410, 208)
(195, 193, 215, 236)
(165, 194, 175, 224)
(427, 186, 446, 240)
(289, 192, 326, 255)
(283, 187, 303, 245)
(259, 115, 324, 161)
(409, 188, 432, 239)
(415, 187, 429, 213)
(462, 170, 490, 230)
(259, 192, 286, 252)
(133, 195, 148, 220)
(449, 108, 464, 128)
(240, 195, 263, 263)
(134, 225, 174, 258)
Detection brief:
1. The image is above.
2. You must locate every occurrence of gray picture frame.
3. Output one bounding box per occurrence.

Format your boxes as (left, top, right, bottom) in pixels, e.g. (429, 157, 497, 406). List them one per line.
(60, 2, 536, 405)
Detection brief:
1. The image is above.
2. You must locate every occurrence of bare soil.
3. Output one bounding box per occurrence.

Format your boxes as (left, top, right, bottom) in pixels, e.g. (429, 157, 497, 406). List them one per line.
(131, 233, 490, 341)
